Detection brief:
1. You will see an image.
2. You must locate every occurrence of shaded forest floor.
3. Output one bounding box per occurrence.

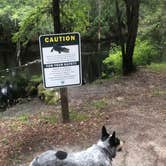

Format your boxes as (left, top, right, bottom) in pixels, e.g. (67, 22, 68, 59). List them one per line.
(0, 67, 166, 166)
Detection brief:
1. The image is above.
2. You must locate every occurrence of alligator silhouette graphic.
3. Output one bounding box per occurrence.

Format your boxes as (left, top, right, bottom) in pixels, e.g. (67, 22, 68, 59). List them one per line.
(51, 44, 69, 53)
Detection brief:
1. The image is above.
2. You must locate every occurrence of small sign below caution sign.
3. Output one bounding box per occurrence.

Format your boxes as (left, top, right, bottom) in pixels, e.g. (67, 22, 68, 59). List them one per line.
(39, 32, 82, 88)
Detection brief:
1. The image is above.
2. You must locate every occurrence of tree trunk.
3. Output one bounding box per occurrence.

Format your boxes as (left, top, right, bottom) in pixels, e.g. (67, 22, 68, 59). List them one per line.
(123, 0, 139, 75)
(97, 0, 101, 51)
(116, 0, 140, 75)
(115, 0, 126, 60)
(16, 41, 21, 66)
(53, 0, 60, 33)
(52, 0, 69, 123)
(123, 0, 140, 75)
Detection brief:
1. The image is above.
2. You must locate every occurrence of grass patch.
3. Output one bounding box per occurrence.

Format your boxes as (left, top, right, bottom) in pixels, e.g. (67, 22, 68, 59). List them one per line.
(93, 79, 105, 85)
(147, 62, 166, 72)
(91, 98, 108, 110)
(8, 114, 29, 131)
(70, 110, 89, 121)
(18, 114, 29, 122)
(152, 89, 166, 97)
(40, 113, 57, 124)
(0, 112, 3, 119)
(1, 138, 9, 145)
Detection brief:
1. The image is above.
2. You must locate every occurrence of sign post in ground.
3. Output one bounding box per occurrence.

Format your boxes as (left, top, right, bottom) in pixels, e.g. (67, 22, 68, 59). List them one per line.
(39, 33, 82, 122)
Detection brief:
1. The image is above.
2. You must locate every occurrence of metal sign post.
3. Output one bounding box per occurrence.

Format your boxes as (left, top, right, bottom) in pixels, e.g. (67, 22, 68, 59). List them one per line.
(39, 32, 82, 122)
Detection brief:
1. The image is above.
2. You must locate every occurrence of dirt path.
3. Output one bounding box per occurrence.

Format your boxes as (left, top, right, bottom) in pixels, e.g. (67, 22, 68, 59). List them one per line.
(0, 68, 166, 166)
(68, 69, 166, 166)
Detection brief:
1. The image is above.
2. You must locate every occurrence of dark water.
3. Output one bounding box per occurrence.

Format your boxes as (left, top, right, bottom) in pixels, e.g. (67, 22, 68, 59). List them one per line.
(0, 40, 110, 83)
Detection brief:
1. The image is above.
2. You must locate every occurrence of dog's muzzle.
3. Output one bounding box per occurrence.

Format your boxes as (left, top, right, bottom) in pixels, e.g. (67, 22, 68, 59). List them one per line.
(117, 140, 124, 152)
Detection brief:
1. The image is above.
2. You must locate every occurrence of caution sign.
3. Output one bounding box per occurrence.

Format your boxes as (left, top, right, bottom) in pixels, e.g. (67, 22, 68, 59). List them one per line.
(39, 32, 82, 88)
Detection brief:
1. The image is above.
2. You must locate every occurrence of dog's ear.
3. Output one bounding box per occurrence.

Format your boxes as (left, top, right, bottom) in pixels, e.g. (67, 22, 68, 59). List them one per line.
(111, 131, 116, 139)
(101, 126, 109, 141)
(109, 131, 116, 146)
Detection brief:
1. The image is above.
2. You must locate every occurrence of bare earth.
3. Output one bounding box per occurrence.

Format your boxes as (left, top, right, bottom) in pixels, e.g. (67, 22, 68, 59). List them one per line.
(0, 68, 166, 166)
(69, 69, 166, 166)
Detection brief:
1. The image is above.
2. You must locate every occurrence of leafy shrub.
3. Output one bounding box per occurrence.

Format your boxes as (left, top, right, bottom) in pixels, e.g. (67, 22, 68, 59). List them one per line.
(102, 46, 122, 77)
(13, 73, 29, 88)
(26, 75, 42, 97)
(103, 39, 158, 76)
(70, 110, 88, 121)
(133, 39, 157, 66)
(40, 113, 57, 124)
(30, 75, 42, 83)
(37, 83, 60, 105)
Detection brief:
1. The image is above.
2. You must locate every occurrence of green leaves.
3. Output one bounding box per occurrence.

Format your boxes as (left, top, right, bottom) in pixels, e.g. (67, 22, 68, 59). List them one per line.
(60, 0, 90, 33)
(1, 0, 90, 45)
(12, 0, 53, 45)
(139, 0, 166, 60)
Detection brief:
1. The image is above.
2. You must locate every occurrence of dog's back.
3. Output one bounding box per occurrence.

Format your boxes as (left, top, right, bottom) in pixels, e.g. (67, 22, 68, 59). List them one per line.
(30, 145, 110, 166)
(65, 145, 111, 165)
(30, 126, 123, 166)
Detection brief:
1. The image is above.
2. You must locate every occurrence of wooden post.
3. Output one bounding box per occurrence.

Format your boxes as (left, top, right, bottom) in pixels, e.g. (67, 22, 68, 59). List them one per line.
(52, 0, 70, 123)
(60, 88, 69, 123)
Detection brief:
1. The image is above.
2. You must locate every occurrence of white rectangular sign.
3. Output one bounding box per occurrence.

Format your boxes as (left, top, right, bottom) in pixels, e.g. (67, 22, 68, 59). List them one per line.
(39, 32, 82, 88)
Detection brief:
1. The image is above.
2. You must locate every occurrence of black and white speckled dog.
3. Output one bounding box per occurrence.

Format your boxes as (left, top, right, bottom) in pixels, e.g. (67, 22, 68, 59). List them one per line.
(30, 126, 123, 166)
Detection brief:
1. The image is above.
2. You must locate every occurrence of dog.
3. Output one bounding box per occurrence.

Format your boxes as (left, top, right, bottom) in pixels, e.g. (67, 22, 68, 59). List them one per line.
(30, 126, 123, 166)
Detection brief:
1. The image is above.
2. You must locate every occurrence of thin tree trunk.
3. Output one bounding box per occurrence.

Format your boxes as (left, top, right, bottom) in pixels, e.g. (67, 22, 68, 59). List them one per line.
(53, 0, 60, 33)
(115, 0, 126, 72)
(124, 0, 139, 74)
(16, 41, 21, 66)
(97, 0, 101, 51)
(52, 0, 69, 123)
(116, 0, 140, 75)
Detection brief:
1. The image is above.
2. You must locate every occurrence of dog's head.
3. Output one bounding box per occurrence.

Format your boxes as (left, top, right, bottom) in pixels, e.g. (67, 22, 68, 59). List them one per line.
(98, 126, 123, 158)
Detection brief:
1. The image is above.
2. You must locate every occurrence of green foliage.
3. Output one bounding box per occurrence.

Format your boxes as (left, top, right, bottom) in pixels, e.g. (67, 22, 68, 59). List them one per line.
(12, 0, 53, 45)
(70, 110, 88, 121)
(0, 0, 90, 45)
(91, 98, 108, 110)
(37, 83, 60, 105)
(29, 75, 42, 84)
(18, 114, 29, 123)
(25, 75, 42, 96)
(86, 0, 125, 39)
(0, 0, 124, 43)
(0, 0, 44, 40)
(139, 0, 166, 60)
(40, 113, 57, 124)
(61, 0, 90, 33)
(103, 46, 122, 76)
(13, 73, 29, 88)
(152, 89, 166, 97)
(133, 39, 157, 66)
(103, 39, 158, 76)
(0, 70, 29, 88)
(1, 0, 166, 53)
